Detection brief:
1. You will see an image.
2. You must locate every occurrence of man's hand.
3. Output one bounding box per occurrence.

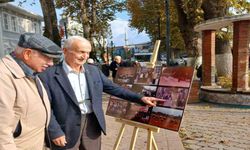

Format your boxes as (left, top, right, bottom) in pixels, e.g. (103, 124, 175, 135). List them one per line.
(52, 135, 67, 147)
(141, 97, 165, 107)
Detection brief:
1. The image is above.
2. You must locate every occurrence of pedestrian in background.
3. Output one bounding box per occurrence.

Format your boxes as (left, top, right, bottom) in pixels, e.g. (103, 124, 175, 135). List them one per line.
(196, 65, 202, 81)
(101, 52, 110, 77)
(0, 32, 62, 150)
(109, 55, 128, 80)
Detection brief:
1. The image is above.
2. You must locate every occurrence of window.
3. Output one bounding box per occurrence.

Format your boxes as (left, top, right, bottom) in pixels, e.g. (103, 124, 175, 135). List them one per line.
(11, 16, 18, 32)
(27, 20, 32, 32)
(32, 22, 39, 33)
(3, 13, 10, 30)
(18, 18, 25, 33)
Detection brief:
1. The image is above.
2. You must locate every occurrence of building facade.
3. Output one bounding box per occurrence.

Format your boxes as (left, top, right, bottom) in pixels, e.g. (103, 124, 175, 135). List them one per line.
(0, 3, 43, 58)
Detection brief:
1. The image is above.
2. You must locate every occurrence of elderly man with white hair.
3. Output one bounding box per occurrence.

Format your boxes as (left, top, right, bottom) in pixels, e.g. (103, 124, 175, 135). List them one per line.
(39, 36, 164, 150)
(109, 55, 128, 80)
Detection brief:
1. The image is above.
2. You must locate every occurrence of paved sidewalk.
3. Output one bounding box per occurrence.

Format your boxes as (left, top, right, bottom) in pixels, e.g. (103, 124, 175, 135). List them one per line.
(101, 94, 184, 150)
(180, 103, 250, 150)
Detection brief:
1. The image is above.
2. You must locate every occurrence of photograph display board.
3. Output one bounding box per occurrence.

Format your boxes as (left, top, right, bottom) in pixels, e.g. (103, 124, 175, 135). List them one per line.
(106, 66, 194, 131)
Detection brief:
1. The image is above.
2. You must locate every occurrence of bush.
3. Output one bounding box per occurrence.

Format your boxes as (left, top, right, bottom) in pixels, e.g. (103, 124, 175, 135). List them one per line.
(217, 76, 232, 88)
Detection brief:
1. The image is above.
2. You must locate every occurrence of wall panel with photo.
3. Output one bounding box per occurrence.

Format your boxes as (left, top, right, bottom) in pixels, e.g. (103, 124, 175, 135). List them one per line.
(106, 66, 194, 132)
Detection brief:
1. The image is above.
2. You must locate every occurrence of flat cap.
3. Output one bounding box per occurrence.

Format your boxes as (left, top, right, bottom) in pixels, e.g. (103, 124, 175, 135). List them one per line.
(18, 32, 62, 58)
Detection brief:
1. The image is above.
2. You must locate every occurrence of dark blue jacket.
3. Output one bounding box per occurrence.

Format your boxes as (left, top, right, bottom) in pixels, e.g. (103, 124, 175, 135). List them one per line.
(39, 62, 143, 149)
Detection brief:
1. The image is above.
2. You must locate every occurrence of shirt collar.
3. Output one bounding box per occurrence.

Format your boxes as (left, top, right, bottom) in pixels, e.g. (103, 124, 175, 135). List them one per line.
(10, 52, 35, 78)
(62, 60, 84, 74)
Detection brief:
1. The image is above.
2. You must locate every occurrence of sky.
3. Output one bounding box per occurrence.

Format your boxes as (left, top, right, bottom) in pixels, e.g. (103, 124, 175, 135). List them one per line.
(10, 1, 150, 46)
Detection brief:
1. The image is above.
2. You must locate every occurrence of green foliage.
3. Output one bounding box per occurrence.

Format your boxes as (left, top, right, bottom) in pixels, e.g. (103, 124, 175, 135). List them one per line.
(56, 0, 126, 49)
(229, 0, 250, 14)
(183, 0, 204, 25)
(218, 72, 250, 88)
(217, 76, 232, 88)
(127, 0, 185, 53)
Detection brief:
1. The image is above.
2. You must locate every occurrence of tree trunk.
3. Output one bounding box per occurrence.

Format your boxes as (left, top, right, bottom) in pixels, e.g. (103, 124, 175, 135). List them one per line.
(90, 0, 97, 50)
(80, 0, 90, 40)
(173, 0, 199, 57)
(39, 0, 61, 47)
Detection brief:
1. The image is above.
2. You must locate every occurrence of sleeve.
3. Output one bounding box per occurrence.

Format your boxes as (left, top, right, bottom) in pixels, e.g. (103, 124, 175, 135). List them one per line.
(99, 69, 144, 105)
(0, 74, 17, 150)
(39, 75, 65, 140)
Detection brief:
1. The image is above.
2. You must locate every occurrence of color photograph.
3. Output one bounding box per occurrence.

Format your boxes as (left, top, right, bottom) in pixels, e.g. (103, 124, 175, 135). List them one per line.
(149, 107, 183, 131)
(159, 67, 194, 87)
(156, 87, 189, 109)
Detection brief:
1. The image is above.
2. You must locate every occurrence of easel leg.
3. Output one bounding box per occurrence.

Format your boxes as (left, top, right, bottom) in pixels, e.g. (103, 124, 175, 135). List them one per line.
(147, 130, 153, 150)
(113, 123, 126, 150)
(152, 135, 158, 150)
(114, 119, 159, 150)
(129, 127, 139, 150)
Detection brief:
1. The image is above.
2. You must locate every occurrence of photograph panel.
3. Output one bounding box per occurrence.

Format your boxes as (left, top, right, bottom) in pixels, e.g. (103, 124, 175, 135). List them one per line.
(156, 87, 189, 109)
(159, 67, 194, 87)
(106, 97, 129, 118)
(134, 67, 162, 85)
(106, 96, 151, 124)
(114, 67, 137, 84)
(124, 103, 150, 124)
(149, 107, 183, 131)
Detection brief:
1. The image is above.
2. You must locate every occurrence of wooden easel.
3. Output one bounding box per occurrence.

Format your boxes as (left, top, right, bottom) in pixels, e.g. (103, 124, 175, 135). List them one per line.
(113, 118, 160, 150)
(147, 40, 161, 68)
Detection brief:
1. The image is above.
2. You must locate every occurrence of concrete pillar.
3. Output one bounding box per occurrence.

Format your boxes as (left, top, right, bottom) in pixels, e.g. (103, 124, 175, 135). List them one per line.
(202, 30, 216, 86)
(232, 20, 250, 92)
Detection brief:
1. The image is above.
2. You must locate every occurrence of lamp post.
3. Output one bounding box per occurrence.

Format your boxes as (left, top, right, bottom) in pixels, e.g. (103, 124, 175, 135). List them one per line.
(158, 12, 161, 40)
(165, 0, 171, 66)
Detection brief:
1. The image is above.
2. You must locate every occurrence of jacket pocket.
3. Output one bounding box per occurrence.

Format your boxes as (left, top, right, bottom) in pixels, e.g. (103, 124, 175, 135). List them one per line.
(13, 120, 22, 138)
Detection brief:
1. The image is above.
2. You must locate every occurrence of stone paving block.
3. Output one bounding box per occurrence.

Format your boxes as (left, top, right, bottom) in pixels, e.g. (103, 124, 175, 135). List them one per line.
(223, 147, 246, 150)
(199, 147, 218, 150)
(235, 143, 250, 149)
(186, 144, 202, 150)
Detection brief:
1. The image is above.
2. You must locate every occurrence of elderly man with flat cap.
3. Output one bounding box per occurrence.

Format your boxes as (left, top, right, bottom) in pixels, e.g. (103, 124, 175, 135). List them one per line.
(0, 32, 62, 150)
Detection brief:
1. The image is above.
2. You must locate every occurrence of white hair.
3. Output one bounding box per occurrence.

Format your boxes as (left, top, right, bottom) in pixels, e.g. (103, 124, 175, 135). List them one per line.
(14, 46, 25, 55)
(87, 58, 94, 64)
(114, 55, 121, 61)
(63, 36, 91, 50)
